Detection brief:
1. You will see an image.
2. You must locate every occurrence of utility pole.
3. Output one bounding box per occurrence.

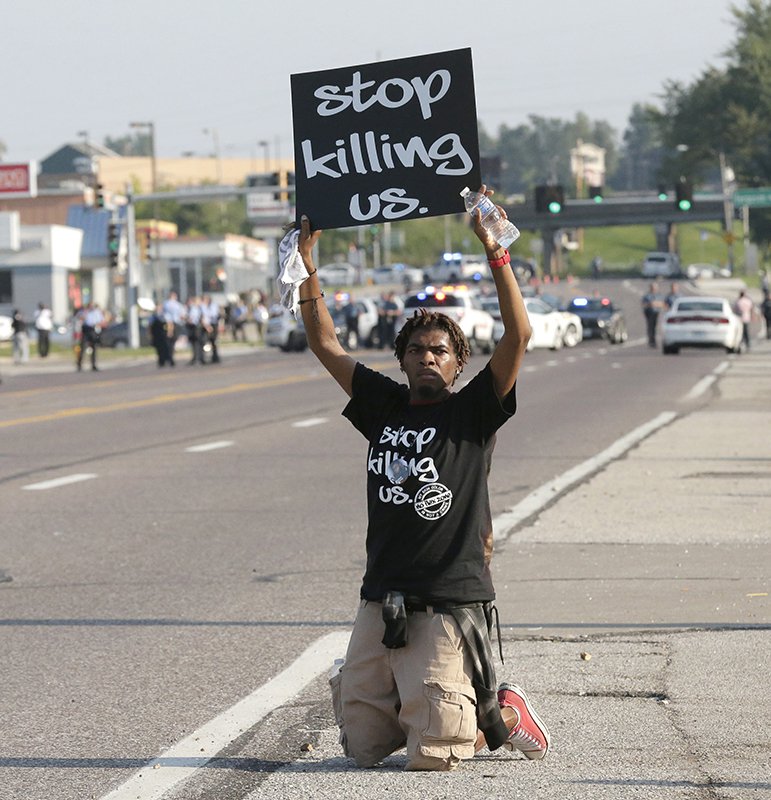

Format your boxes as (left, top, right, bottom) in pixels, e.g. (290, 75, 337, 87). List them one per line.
(719, 151, 735, 274)
(125, 185, 141, 349)
(130, 121, 159, 293)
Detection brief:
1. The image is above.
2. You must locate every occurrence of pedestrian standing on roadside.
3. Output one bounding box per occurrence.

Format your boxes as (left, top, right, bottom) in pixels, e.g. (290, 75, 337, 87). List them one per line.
(294, 186, 550, 772)
(186, 296, 205, 366)
(641, 282, 664, 348)
(149, 303, 173, 367)
(202, 294, 221, 364)
(230, 298, 248, 342)
(761, 290, 771, 340)
(162, 290, 185, 363)
(378, 291, 400, 349)
(253, 294, 269, 342)
(34, 302, 53, 358)
(76, 302, 104, 372)
(665, 282, 681, 310)
(733, 290, 756, 350)
(11, 309, 30, 364)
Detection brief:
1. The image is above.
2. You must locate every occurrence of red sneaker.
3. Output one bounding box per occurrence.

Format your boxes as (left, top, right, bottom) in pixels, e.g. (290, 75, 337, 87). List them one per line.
(498, 683, 550, 760)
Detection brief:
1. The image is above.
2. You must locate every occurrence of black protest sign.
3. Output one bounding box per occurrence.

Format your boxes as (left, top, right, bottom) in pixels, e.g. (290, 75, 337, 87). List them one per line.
(291, 48, 481, 230)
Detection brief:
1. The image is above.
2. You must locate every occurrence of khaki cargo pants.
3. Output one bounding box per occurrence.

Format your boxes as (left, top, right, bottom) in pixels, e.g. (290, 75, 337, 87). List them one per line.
(330, 600, 477, 770)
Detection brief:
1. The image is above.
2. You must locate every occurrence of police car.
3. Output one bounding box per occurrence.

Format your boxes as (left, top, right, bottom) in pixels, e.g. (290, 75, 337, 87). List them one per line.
(399, 285, 496, 354)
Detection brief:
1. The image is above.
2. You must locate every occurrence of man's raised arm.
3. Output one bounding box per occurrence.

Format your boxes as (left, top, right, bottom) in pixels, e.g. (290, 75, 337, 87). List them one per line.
(297, 215, 356, 397)
(473, 188, 532, 398)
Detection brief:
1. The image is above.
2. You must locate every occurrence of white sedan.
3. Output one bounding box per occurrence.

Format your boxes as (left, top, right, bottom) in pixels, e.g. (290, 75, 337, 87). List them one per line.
(480, 296, 582, 350)
(524, 297, 571, 350)
(661, 296, 744, 354)
(371, 263, 425, 287)
(316, 262, 357, 286)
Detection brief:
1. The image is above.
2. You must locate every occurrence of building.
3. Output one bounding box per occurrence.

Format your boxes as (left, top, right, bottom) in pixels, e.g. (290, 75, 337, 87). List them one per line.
(155, 234, 272, 303)
(38, 142, 294, 195)
(0, 211, 83, 323)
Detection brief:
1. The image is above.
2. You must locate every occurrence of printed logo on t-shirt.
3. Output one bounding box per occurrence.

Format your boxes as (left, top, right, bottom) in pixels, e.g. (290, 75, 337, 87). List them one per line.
(413, 483, 453, 520)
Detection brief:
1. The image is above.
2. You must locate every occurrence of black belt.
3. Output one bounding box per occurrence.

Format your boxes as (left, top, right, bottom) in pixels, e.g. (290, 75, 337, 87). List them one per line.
(403, 597, 482, 614)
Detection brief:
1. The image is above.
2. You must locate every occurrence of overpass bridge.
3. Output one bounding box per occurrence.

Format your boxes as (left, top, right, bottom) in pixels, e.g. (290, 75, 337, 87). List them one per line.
(501, 193, 733, 274)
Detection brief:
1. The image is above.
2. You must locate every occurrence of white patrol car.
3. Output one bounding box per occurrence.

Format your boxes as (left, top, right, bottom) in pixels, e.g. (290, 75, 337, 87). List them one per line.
(398, 285, 496, 354)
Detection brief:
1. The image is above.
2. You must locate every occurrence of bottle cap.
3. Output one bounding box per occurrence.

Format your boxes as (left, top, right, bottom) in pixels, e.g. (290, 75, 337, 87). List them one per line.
(459, 187, 470, 197)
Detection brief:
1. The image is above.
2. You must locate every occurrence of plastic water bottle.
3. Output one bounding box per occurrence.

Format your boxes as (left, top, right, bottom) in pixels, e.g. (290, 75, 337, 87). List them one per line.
(460, 187, 520, 248)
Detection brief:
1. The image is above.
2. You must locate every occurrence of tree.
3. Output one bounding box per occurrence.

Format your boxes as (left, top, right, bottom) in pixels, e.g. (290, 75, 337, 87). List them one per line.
(481, 114, 618, 199)
(612, 103, 666, 191)
(104, 132, 153, 157)
(134, 186, 251, 238)
(655, 0, 771, 245)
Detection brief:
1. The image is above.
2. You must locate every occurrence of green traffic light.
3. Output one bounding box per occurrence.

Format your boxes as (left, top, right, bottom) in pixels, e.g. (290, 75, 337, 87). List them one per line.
(678, 199, 692, 211)
(593, 195, 603, 203)
(548, 201, 562, 214)
(658, 192, 668, 201)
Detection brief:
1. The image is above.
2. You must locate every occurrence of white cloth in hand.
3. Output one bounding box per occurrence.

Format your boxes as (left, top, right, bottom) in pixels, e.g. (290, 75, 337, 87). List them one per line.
(277, 229, 313, 316)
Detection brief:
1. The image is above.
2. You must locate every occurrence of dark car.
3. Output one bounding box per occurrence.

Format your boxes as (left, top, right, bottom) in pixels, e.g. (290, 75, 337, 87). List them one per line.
(99, 317, 153, 348)
(564, 296, 628, 343)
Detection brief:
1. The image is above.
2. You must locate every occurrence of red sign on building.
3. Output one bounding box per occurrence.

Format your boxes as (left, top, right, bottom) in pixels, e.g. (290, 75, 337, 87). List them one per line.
(0, 162, 38, 197)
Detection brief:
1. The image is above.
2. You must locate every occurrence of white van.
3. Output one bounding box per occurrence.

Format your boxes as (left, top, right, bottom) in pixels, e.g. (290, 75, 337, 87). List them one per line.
(428, 252, 488, 283)
(642, 252, 680, 278)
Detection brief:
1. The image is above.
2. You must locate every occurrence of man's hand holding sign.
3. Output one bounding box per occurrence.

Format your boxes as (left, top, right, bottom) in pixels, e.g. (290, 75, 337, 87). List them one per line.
(290, 49, 548, 772)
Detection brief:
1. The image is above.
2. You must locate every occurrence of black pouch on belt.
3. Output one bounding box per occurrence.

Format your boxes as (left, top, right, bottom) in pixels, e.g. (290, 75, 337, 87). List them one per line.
(381, 591, 407, 649)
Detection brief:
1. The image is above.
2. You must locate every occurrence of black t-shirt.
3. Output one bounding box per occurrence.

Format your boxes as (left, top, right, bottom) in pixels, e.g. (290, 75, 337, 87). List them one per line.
(343, 362, 517, 604)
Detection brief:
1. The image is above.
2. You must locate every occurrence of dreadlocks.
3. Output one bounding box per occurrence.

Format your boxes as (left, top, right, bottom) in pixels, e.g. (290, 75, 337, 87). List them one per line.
(394, 308, 471, 369)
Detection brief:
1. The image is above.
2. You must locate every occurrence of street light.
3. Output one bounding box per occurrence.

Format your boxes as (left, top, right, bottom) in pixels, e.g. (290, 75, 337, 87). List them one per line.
(258, 139, 270, 173)
(202, 127, 222, 184)
(129, 120, 156, 192)
(129, 120, 160, 284)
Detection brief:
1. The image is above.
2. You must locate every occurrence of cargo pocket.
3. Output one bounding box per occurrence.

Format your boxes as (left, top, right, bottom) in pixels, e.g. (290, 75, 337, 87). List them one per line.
(419, 680, 477, 759)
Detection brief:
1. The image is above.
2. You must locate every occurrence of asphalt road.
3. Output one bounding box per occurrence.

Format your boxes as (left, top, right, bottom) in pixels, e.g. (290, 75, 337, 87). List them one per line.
(1, 278, 765, 800)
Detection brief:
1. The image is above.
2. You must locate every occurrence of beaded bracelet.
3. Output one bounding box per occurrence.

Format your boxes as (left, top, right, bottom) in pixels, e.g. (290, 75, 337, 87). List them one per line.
(488, 251, 511, 269)
(298, 291, 325, 305)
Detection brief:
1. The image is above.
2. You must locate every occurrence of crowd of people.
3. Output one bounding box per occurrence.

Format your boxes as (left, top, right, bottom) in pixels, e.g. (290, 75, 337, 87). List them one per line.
(150, 291, 270, 368)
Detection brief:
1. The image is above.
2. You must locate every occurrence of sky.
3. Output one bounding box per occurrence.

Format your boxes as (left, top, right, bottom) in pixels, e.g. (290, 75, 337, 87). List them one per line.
(0, 0, 742, 167)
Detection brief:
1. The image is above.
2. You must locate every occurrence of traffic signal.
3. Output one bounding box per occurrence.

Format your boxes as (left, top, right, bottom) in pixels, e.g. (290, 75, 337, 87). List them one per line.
(285, 170, 296, 207)
(95, 183, 105, 208)
(246, 171, 281, 200)
(657, 184, 668, 201)
(675, 179, 693, 211)
(535, 184, 564, 214)
(588, 185, 604, 203)
(107, 222, 120, 268)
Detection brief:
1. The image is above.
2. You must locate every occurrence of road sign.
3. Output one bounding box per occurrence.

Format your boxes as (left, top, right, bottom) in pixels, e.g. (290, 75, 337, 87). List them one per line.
(733, 187, 771, 207)
(246, 192, 290, 221)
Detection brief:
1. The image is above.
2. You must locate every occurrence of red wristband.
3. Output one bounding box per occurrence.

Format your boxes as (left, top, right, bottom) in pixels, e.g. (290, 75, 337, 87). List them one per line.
(488, 251, 511, 269)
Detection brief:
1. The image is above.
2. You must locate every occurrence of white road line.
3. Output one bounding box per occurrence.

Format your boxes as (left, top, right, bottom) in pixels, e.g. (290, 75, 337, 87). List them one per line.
(22, 473, 97, 491)
(100, 631, 350, 800)
(681, 375, 717, 402)
(291, 417, 329, 428)
(492, 411, 677, 542)
(185, 441, 234, 453)
(681, 361, 729, 402)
